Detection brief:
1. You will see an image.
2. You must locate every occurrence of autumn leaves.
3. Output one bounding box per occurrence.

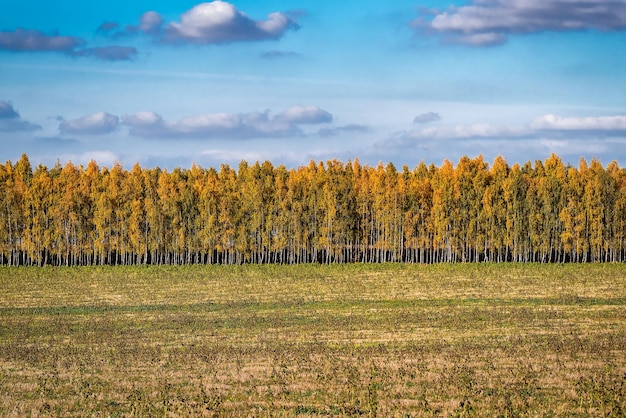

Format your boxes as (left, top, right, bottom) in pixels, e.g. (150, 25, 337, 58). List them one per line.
(1, 153, 625, 266)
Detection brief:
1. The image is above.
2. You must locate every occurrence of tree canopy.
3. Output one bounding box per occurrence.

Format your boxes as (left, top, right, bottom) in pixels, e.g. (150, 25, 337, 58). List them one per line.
(2, 153, 625, 266)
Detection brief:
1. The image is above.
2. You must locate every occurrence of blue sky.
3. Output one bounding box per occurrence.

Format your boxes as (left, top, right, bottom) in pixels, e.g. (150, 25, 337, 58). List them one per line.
(1, 0, 626, 169)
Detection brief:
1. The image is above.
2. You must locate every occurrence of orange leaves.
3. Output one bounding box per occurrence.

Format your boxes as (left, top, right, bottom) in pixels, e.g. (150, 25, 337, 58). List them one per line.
(1, 154, 626, 265)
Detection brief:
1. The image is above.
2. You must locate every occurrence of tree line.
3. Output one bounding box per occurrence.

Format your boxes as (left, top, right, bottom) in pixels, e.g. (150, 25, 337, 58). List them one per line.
(1, 153, 625, 266)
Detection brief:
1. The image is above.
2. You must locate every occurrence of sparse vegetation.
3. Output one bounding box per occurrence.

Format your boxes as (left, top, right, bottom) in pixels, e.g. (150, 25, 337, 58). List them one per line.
(1, 263, 625, 416)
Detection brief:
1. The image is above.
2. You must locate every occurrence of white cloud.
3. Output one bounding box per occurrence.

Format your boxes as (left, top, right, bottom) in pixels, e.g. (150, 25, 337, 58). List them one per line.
(530, 114, 626, 132)
(122, 106, 333, 139)
(276, 106, 333, 124)
(138, 11, 163, 34)
(417, 0, 626, 46)
(121, 111, 163, 126)
(398, 124, 531, 141)
(59, 112, 120, 135)
(384, 113, 626, 147)
(178, 113, 241, 131)
(372, 111, 626, 168)
(163, 1, 299, 44)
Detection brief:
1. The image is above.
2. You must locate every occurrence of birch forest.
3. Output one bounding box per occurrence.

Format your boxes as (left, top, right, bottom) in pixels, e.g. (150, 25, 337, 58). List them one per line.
(2, 153, 626, 266)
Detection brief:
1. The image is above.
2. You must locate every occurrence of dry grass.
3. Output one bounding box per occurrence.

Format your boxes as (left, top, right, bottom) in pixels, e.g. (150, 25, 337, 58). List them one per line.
(0, 263, 625, 416)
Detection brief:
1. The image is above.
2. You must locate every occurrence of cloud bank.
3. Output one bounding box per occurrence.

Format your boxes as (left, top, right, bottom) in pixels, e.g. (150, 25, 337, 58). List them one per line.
(52, 106, 333, 140)
(120, 106, 332, 139)
(59, 112, 120, 135)
(416, 0, 626, 46)
(275, 106, 332, 124)
(384, 113, 626, 147)
(530, 114, 626, 134)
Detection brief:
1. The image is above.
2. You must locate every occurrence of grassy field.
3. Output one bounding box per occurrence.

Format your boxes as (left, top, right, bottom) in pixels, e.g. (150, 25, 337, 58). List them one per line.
(0, 263, 625, 416)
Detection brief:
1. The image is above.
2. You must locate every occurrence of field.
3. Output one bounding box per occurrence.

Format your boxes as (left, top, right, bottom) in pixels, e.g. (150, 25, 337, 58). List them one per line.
(0, 264, 625, 416)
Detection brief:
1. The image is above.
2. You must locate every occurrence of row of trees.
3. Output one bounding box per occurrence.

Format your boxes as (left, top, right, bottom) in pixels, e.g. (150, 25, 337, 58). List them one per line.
(1, 153, 625, 266)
